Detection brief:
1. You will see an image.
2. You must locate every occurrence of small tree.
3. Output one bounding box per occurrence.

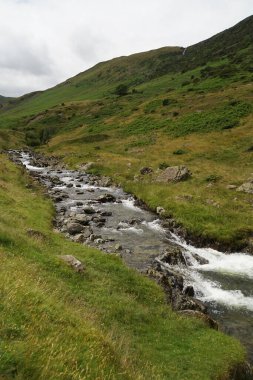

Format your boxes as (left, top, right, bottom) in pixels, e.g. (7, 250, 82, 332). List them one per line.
(115, 84, 129, 96)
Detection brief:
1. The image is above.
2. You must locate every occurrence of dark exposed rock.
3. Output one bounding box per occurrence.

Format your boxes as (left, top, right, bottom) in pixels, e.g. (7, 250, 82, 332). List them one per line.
(100, 211, 112, 217)
(158, 246, 187, 266)
(149, 260, 207, 314)
(140, 167, 153, 175)
(192, 253, 209, 265)
(97, 193, 116, 203)
(172, 291, 207, 313)
(184, 286, 195, 297)
(228, 362, 253, 380)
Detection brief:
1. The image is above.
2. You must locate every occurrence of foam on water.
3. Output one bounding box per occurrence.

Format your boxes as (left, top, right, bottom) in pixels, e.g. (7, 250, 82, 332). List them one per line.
(20, 153, 45, 172)
(119, 226, 144, 235)
(186, 270, 253, 311)
(142, 219, 165, 234)
(122, 199, 143, 212)
(170, 233, 253, 279)
(168, 233, 253, 310)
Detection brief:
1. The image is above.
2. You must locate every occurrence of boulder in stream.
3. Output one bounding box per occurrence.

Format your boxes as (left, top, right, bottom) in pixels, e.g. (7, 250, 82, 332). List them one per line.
(73, 227, 92, 242)
(158, 246, 187, 266)
(97, 193, 116, 203)
(67, 222, 84, 235)
(192, 253, 209, 265)
(83, 206, 96, 214)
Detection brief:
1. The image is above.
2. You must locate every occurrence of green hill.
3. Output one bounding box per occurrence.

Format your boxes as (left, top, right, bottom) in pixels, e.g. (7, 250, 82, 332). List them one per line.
(0, 17, 253, 378)
(2, 15, 251, 248)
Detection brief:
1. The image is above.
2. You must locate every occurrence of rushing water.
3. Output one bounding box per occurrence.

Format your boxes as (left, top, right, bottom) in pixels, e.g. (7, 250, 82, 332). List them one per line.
(15, 151, 253, 362)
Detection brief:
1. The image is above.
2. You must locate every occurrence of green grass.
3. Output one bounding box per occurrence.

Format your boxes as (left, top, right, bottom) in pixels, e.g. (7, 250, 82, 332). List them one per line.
(167, 101, 252, 137)
(0, 154, 246, 380)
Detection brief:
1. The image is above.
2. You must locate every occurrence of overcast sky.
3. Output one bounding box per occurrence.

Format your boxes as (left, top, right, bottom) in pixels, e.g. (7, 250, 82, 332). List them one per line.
(0, 0, 252, 97)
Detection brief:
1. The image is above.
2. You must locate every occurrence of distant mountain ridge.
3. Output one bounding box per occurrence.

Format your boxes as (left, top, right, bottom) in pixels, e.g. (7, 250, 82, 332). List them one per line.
(0, 15, 252, 114)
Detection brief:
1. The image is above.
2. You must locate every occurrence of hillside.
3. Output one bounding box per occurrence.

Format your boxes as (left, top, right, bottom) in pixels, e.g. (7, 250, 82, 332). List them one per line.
(0, 15, 253, 379)
(1, 15, 252, 248)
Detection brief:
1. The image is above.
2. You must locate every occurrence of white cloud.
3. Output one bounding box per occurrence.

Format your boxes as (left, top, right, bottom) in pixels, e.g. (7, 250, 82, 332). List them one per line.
(0, 0, 252, 96)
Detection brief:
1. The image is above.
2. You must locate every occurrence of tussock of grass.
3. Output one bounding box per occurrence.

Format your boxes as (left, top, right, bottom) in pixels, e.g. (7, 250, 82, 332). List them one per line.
(0, 154, 246, 379)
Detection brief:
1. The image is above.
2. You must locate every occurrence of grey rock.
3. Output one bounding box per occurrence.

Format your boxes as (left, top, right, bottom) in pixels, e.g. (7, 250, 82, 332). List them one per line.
(71, 214, 90, 225)
(60, 255, 85, 273)
(157, 166, 191, 183)
(83, 206, 96, 214)
(97, 193, 116, 203)
(158, 246, 187, 266)
(66, 222, 84, 235)
(237, 180, 253, 194)
(156, 206, 165, 216)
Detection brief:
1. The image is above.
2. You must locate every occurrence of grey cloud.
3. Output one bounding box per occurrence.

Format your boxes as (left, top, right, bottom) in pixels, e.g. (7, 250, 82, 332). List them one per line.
(0, 0, 252, 96)
(0, 36, 53, 75)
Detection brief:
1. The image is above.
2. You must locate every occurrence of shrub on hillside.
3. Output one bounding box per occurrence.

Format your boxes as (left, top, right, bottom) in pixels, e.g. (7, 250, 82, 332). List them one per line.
(114, 84, 129, 96)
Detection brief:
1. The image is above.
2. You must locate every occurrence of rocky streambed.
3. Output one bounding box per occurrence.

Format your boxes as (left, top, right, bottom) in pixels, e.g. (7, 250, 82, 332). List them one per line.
(8, 150, 253, 373)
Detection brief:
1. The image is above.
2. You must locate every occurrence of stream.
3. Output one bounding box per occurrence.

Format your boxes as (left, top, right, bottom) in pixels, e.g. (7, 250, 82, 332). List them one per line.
(11, 150, 253, 363)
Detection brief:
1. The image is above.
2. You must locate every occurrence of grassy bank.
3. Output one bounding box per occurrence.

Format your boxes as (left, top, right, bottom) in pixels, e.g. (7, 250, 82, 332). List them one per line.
(41, 94, 253, 250)
(0, 154, 246, 379)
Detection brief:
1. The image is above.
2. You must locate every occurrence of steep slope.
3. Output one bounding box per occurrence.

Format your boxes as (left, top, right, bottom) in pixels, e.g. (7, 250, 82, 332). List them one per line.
(0, 15, 252, 121)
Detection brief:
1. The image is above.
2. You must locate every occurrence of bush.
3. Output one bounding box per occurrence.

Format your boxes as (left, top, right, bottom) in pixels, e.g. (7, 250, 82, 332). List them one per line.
(115, 84, 129, 96)
(159, 162, 170, 170)
(173, 149, 187, 155)
(205, 175, 222, 182)
(162, 98, 170, 106)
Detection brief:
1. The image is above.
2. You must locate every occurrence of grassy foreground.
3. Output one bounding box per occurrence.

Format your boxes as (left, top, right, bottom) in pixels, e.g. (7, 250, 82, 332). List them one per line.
(0, 155, 246, 379)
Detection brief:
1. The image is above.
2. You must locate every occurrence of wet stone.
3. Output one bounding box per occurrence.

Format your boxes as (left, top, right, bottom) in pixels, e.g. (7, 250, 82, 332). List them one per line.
(83, 206, 96, 214)
(66, 222, 84, 235)
(97, 193, 116, 203)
